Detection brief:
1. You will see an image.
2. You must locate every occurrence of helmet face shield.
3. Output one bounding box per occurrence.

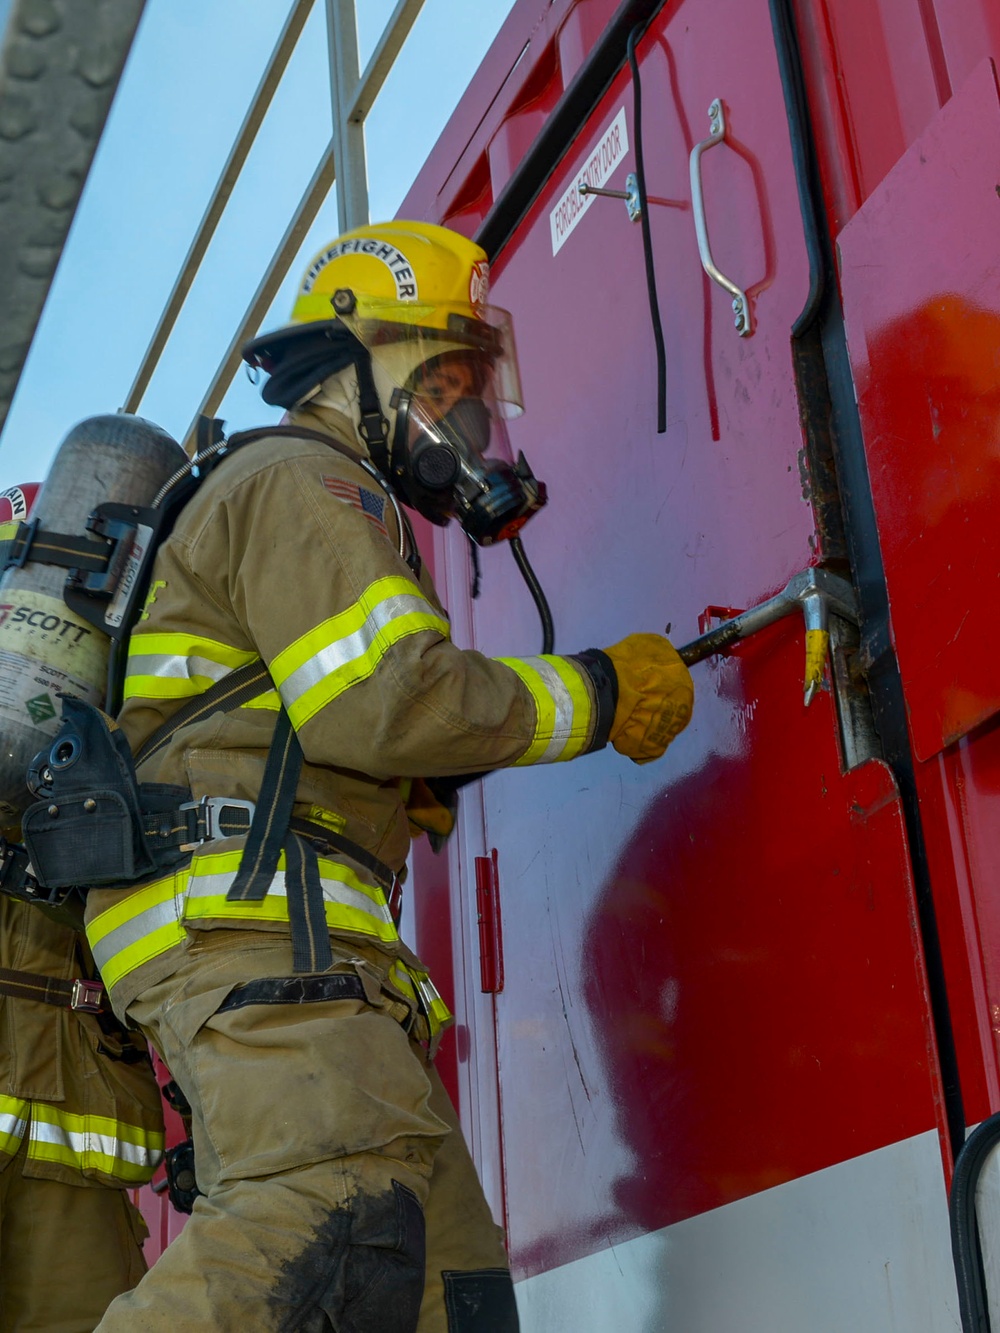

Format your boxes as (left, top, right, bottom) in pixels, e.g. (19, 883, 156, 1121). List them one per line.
(243, 219, 547, 544)
(339, 305, 544, 542)
(393, 351, 522, 530)
(340, 299, 523, 418)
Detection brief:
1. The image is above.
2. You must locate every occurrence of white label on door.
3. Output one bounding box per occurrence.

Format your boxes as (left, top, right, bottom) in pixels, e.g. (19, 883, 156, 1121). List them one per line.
(549, 106, 629, 256)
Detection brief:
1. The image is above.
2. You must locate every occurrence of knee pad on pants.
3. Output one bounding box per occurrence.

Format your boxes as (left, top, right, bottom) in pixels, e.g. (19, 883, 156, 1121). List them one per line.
(339, 1179, 426, 1331)
(277, 1179, 426, 1332)
(443, 1269, 520, 1331)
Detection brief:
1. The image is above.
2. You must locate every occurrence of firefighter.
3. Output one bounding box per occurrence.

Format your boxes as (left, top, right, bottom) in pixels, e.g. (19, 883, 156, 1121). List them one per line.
(84, 221, 694, 1332)
(0, 494, 165, 1332)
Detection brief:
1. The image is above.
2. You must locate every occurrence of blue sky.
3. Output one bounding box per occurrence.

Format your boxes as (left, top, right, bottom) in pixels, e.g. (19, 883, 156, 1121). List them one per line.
(0, 0, 515, 483)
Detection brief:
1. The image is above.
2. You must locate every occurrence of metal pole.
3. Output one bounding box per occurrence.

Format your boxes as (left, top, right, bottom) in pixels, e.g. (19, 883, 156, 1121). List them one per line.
(325, 0, 369, 231)
(122, 0, 316, 415)
(350, 0, 425, 122)
(181, 142, 336, 451)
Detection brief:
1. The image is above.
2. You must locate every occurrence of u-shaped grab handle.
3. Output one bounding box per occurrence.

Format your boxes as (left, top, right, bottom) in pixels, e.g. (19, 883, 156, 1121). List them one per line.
(689, 99, 753, 336)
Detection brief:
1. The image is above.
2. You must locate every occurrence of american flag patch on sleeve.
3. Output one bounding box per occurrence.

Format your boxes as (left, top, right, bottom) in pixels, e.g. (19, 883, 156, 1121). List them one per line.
(322, 476, 388, 535)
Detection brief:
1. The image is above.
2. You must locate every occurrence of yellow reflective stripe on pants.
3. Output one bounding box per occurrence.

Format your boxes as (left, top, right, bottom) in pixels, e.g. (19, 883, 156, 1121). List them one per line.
(28, 1104, 164, 1183)
(269, 575, 450, 728)
(88, 848, 400, 993)
(0, 1094, 163, 1184)
(0, 1095, 29, 1155)
(87, 869, 188, 992)
(494, 654, 594, 764)
(123, 631, 258, 701)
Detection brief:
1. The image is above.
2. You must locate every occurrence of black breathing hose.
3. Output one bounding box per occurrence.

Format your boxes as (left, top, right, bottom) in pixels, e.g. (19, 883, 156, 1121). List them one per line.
(509, 535, 554, 654)
(627, 24, 667, 434)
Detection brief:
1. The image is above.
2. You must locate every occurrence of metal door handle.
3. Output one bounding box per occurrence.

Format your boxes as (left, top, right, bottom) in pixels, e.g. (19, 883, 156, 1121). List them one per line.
(689, 99, 753, 336)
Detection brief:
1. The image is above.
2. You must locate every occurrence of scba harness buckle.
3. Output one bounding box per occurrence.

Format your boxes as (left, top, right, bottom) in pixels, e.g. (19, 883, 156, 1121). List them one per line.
(178, 796, 256, 851)
(70, 978, 105, 1012)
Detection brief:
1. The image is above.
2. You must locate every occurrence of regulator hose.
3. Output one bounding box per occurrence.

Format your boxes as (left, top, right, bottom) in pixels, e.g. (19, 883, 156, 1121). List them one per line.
(509, 535, 554, 654)
(627, 24, 667, 434)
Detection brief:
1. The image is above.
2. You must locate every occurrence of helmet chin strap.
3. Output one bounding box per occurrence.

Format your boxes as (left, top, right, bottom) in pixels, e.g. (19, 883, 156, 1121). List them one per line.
(354, 353, 391, 476)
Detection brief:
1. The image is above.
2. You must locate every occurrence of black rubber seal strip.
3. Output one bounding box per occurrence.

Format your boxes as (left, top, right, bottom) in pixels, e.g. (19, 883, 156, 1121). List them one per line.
(950, 1111, 1000, 1333)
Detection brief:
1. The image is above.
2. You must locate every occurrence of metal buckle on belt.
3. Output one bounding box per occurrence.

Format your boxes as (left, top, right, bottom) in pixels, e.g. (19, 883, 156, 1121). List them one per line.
(178, 796, 256, 850)
(70, 978, 105, 1012)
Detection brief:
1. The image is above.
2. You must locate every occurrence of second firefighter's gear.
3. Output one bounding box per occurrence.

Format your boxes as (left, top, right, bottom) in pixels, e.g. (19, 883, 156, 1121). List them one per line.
(242, 221, 546, 545)
(0, 419, 185, 821)
(0, 895, 161, 1323)
(0, 898, 164, 1187)
(0, 1137, 150, 1327)
(601, 632, 695, 764)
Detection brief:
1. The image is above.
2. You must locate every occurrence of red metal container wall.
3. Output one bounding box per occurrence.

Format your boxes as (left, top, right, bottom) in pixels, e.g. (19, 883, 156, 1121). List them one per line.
(402, 0, 950, 1279)
(790, 0, 1000, 1129)
(831, 36, 1000, 1124)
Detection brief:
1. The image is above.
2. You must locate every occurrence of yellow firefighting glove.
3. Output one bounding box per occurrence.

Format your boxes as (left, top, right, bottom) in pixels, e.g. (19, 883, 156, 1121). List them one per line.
(602, 633, 694, 764)
(404, 777, 458, 852)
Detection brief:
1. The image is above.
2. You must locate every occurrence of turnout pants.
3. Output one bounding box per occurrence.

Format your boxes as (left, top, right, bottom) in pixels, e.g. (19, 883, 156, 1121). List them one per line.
(0, 1134, 147, 1333)
(95, 931, 519, 1332)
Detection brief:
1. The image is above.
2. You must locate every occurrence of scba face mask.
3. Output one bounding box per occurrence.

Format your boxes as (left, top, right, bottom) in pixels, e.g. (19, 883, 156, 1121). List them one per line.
(339, 296, 546, 546)
(389, 352, 546, 544)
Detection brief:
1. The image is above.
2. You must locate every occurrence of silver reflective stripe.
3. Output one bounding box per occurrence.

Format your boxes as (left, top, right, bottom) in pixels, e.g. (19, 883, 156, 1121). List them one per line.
(186, 868, 394, 925)
(126, 652, 235, 684)
(523, 655, 580, 762)
(0, 1109, 27, 1142)
(29, 1119, 161, 1169)
(279, 592, 434, 709)
(89, 895, 181, 977)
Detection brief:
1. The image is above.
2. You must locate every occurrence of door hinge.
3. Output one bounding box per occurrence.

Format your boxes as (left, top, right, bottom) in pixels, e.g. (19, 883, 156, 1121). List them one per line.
(474, 848, 504, 994)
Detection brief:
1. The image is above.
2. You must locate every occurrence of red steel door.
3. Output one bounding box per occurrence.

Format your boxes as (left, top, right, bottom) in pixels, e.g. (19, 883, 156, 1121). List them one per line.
(839, 53, 1000, 1143)
(404, 0, 961, 1326)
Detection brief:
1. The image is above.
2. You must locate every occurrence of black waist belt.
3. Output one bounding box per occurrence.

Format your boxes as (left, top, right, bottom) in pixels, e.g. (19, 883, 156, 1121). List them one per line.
(0, 966, 104, 1012)
(218, 972, 367, 1013)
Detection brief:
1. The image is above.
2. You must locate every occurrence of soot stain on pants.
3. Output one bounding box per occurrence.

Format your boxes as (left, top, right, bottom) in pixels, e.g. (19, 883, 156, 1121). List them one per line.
(268, 1179, 426, 1332)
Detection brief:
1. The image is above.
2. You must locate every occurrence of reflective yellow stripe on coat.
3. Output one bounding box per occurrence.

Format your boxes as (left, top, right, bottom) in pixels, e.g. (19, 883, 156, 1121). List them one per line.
(87, 848, 401, 993)
(269, 575, 449, 728)
(124, 632, 257, 701)
(0, 1093, 164, 1184)
(493, 655, 593, 764)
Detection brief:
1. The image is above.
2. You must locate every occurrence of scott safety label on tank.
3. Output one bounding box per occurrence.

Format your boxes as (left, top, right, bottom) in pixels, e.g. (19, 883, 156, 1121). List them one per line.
(105, 523, 154, 628)
(549, 106, 629, 256)
(0, 591, 105, 732)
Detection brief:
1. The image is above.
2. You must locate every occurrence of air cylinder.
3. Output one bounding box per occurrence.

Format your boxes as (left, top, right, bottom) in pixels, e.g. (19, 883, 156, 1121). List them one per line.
(0, 414, 185, 822)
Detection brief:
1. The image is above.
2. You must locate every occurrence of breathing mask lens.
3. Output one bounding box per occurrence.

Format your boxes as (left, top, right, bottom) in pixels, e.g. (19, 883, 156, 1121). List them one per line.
(394, 374, 545, 543)
(339, 299, 546, 542)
